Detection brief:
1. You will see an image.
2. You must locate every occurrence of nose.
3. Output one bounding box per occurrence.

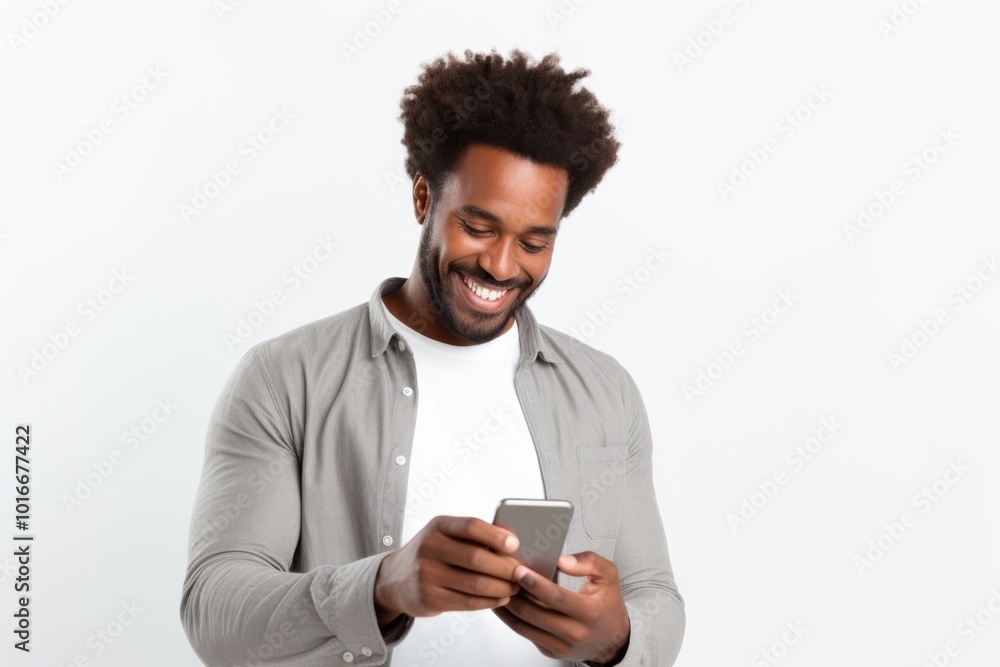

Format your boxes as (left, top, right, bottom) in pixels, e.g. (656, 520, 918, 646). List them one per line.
(478, 237, 518, 286)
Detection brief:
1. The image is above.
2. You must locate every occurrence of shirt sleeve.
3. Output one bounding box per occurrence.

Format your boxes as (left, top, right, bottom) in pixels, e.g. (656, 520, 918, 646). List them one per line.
(179, 344, 414, 666)
(576, 364, 686, 667)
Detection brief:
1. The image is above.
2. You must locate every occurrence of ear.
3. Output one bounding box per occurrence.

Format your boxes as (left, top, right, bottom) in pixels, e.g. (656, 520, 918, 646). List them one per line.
(412, 174, 431, 225)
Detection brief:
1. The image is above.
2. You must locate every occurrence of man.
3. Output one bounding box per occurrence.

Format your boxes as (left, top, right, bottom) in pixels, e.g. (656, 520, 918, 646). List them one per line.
(180, 48, 684, 666)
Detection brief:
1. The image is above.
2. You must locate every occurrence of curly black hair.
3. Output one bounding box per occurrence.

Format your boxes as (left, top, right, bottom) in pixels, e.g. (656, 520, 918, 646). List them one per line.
(397, 48, 621, 219)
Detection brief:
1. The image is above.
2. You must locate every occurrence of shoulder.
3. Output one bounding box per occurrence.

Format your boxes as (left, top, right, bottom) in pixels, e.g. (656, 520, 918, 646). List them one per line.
(536, 323, 640, 399)
(247, 301, 370, 368)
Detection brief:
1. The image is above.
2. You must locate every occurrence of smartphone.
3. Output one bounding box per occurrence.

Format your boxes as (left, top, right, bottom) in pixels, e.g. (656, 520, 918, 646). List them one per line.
(492, 498, 574, 582)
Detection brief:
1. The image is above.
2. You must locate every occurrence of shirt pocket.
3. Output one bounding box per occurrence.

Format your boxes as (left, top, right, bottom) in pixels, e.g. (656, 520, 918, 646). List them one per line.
(576, 446, 628, 540)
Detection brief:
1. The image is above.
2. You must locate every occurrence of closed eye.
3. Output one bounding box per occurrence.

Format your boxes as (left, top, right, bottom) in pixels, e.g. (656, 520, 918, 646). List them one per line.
(459, 220, 490, 237)
(459, 219, 549, 254)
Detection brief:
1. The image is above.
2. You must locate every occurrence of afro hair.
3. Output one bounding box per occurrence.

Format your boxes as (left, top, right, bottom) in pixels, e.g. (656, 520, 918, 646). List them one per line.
(397, 48, 621, 219)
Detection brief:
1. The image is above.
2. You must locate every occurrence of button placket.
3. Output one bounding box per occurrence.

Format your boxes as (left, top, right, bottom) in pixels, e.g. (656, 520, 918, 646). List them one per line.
(379, 340, 416, 567)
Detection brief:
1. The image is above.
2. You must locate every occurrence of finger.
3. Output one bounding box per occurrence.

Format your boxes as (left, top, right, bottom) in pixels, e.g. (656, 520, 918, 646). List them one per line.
(429, 533, 522, 583)
(425, 583, 512, 614)
(557, 551, 618, 584)
(512, 564, 586, 616)
(436, 515, 520, 553)
(435, 561, 521, 600)
(505, 589, 581, 642)
(492, 604, 573, 657)
(514, 588, 548, 608)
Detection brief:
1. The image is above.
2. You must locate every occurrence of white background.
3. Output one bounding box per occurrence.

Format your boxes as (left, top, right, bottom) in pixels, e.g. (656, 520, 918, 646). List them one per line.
(2, 0, 999, 665)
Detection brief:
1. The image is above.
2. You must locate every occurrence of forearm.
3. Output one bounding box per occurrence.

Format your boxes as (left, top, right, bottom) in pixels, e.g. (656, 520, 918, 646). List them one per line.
(181, 346, 414, 664)
(181, 551, 413, 666)
(581, 365, 685, 666)
(573, 584, 684, 667)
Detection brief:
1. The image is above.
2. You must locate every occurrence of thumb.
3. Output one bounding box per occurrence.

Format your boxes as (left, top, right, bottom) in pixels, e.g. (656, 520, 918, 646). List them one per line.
(557, 552, 591, 574)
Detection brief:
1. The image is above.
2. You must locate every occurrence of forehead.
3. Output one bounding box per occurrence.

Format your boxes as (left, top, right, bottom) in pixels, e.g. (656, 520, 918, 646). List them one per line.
(439, 143, 569, 223)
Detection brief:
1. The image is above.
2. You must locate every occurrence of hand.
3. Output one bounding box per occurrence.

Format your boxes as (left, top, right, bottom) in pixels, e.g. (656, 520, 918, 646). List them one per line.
(373, 516, 523, 627)
(491, 551, 631, 664)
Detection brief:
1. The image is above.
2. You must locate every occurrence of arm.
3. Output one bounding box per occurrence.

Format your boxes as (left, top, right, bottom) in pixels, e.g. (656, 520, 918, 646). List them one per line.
(579, 366, 685, 667)
(179, 344, 413, 666)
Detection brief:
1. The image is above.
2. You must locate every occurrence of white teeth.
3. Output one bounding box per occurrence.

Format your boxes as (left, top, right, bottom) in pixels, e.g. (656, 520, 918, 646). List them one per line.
(463, 275, 508, 301)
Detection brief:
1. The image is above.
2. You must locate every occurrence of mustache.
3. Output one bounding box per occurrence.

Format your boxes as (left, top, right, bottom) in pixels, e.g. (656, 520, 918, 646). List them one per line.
(456, 270, 525, 292)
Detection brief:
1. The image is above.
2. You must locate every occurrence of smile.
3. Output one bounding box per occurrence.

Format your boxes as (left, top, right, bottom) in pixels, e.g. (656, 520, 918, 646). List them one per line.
(462, 274, 509, 301)
(455, 272, 515, 311)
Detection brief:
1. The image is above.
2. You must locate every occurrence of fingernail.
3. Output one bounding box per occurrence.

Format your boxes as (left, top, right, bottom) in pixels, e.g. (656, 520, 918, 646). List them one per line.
(499, 596, 510, 606)
(504, 535, 519, 551)
(559, 554, 577, 568)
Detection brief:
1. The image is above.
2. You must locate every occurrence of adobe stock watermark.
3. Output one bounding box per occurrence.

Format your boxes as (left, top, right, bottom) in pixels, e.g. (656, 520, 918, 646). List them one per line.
(192, 453, 297, 551)
(245, 621, 297, 665)
(340, 0, 406, 63)
(55, 600, 144, 666)
(579, 453, 629, 507)
(51, 65, 168, 182)
(7, 0, 73, 53)
(853, 458, 969, 575)
(62, 398, 178, 513)
(727, 417, 843, 534)
(750, 620, 808, 667)
(717, 85, 833, 202)
(590, 593, 683, 664)
(384, 74, 497, 193)
(682, 288, 798, 404)
(404, 611, 480, 665)
(877, 0, 931, 40)
(672, 0, 756, 72)
(404, 407, 510, 516)
(179, 106, 295, 224)
(887, 254, 998, 372)
(213, 0, 248, 21)
(517, 508, 574, 565)
(0, 555, 17, 586)
(843, 126, 958, 244)
(243, 597, 314, 665)
(544, 0, 590, 31)
(915, 588, 1000, 667)
(18, 268, 135, 385)
(567, 245, 673, 346)
(224, 235, 339, 351)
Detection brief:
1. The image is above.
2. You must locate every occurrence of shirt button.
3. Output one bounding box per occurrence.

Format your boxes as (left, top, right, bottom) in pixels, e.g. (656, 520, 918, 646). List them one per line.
(401, 386, 413, 396)
(395, 455, 406, 466)
(361, 647, 373, 657)
(382, 535, 394, 547)
(397, 339, 406, 351)
(342, 651, 354, 662)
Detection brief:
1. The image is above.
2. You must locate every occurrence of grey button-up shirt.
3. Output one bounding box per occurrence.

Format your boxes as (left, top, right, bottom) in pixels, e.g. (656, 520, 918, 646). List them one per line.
(180, 276, 685, 666)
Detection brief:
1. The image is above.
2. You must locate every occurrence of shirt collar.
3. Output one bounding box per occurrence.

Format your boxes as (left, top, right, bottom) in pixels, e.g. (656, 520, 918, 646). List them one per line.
(368, 276, 559, 366)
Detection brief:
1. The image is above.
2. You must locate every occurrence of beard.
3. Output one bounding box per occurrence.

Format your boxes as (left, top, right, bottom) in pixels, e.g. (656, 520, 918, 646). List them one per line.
(416, 208, 544, 345)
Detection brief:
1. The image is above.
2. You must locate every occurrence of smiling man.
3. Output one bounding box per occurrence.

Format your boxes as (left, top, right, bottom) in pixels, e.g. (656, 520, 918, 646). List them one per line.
(181, 48, 684, 667)
(382, 143, 561, 345)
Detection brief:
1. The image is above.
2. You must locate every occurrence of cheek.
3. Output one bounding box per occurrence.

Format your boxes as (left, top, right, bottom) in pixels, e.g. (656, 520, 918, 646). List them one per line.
(437, 229, 467, 256)
(450, 235, 485, 258)
(526, 262, 550, 286)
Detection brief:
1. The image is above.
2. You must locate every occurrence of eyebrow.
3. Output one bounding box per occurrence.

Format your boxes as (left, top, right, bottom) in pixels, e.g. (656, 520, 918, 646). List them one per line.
(459, 204, 559, 236)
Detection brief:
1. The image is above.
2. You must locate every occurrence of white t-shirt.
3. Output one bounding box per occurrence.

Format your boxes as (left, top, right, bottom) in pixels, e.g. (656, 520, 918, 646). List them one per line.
(381, 298, 569, 667)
